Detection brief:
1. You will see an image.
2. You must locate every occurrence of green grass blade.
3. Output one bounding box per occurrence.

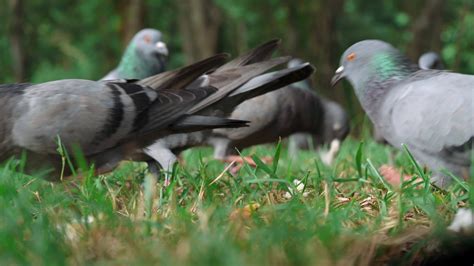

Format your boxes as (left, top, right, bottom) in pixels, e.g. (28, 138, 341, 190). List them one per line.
(355, 141, 364, 178)
(251, 155, 277, 179)
(272, 139, 282, 174)
(401, 144, 427, 180)
(245, 178, 291, 185)
(367, 158, 392, 191)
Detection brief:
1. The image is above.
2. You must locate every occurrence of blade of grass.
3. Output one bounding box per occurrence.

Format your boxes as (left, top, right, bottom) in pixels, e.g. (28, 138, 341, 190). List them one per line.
(332, 178, 361, 183)
(355, 141, 364, 178)
(366, 159, 392, 191)
(251, 155, 277, 179)
(272, 139, 282, 174)
(401, 144, 429, 185)
(441, 169, 469, 192)
(245, 178, 291, 185)
(312, 159, 323, 189)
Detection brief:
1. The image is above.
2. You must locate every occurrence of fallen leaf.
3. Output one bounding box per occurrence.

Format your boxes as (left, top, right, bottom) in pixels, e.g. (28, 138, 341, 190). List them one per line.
(229, 203, 260, 221)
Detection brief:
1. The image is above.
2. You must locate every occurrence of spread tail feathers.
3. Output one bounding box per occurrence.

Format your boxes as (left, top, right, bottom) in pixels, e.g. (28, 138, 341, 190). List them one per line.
(137, 53, 229, 90)
(215, 39, 281, 71)
(212, 62, 315, 115)
(186, 56, 291, 114)
(229, 62, 315, 98)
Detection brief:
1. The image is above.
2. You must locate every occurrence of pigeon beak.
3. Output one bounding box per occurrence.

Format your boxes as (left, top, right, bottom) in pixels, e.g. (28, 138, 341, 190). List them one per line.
(155, 41, 169, 57)
(331, 66, 344, 87)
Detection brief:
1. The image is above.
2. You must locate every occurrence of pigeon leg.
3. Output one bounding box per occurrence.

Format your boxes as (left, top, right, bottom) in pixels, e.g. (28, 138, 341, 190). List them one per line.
(288, 133, 314, 157)
(145, 160, 172, 187)
(146, 160, 163, 177)
(143, 143, 177, 186)
(210, 137, 233, 160)
(318, 139, 341, 166)
(210, 137, 273, 173)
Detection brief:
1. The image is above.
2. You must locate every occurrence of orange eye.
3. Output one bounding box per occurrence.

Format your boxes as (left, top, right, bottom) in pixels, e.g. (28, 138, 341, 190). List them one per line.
(347, 52, 356, 61)
(143, 35, 152, 43)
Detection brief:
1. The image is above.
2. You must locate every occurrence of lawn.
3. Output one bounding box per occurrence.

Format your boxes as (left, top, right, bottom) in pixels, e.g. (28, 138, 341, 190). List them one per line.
(0, 135, 470, 265)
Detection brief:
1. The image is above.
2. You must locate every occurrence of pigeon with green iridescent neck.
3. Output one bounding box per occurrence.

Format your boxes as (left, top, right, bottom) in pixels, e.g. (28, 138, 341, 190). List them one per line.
(332, 40, 473, 187)
(102, 29, 168, 80)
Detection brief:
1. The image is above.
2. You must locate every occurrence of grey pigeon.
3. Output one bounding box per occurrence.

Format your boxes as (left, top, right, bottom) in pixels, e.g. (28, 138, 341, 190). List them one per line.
(373, 51, 445, 144)
(102, 29, 168, 80)
(133, 40, 315, 182)
(1, 43, 311, 181)
(332, 40, 473, 187)
(209, 61, 349, 166)
(286, 59, 350, 165)
(418, 51, 444, 70)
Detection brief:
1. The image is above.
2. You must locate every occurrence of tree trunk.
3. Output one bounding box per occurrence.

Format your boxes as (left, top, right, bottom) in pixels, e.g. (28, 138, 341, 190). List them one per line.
(407, 0, 445, 58)
(125, 0, 145, 42)
(8, 0, 26, 82)
(307, 0, 345, 89)
(117, 0, 146, 45)
(177, 0, 222, 63)
(284, 1, 300, 57)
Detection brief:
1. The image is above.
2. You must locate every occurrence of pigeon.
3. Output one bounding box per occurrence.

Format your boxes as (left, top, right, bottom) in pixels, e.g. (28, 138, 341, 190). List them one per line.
(285, 59, 350, 165)
(373, 51, 445, 144)
(132, 40, 315, 182)
(102, 29, 168, 80)
(418, 51, 444, 70)
(1, 42, 312, 181)
(209, 61, 350, 168)
(331, 40, 473, 187)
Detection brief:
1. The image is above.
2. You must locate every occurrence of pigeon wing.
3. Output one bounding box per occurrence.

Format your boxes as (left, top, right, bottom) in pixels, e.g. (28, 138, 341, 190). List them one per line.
(387, 72, 474, 159)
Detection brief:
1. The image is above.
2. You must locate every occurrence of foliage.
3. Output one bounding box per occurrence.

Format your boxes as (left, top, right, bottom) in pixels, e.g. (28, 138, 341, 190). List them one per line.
(0, 137, 469, 265)
(0, 0, 472, 84)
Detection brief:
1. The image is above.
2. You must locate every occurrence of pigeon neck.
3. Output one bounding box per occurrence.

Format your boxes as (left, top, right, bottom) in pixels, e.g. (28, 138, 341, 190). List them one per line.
(372, 53, 418, 81)
(117, 43, 144, 79)
(355, 53, 418, 121)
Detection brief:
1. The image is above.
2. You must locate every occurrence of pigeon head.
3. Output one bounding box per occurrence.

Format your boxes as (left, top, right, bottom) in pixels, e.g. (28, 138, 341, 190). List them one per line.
(418, 52, 444, 70)
(287, 58, 313, 90)
(117, 28, 169, 79)
(331, 40, 418, 92)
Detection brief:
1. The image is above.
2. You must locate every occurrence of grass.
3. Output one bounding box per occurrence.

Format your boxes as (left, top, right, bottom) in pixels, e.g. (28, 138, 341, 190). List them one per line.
(0, 136, 470, 265)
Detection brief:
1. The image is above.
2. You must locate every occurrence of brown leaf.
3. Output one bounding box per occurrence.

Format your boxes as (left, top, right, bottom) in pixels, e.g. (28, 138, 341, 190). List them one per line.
(229, 203, 260, 221)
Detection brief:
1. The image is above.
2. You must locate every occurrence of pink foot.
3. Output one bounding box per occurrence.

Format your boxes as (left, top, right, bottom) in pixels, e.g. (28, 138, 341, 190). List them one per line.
(379, 165, 419, 186)
(222, 155, 273, 174)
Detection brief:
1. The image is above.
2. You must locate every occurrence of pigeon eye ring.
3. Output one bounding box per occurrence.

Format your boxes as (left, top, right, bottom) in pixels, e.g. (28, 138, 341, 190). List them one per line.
(143, 35, 152, 43)
(347, 53, 356, 61)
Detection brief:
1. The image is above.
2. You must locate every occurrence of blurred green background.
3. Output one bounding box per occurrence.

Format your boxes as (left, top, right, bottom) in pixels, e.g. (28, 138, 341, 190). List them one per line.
(0, 0, 473, 130)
